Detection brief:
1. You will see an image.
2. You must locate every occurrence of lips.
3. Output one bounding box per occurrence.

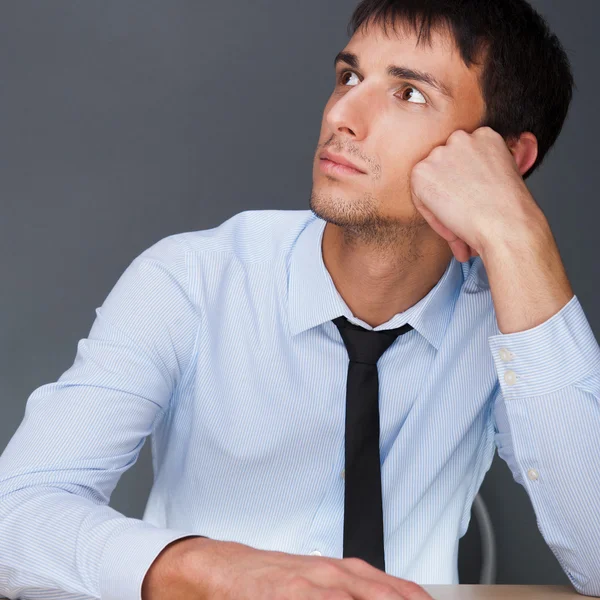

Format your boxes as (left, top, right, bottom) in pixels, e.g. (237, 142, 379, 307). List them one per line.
(319, 150, 366, 174)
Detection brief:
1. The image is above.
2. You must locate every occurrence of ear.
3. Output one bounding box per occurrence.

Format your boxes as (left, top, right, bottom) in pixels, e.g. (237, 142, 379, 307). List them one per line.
(507, 132, 538, 177)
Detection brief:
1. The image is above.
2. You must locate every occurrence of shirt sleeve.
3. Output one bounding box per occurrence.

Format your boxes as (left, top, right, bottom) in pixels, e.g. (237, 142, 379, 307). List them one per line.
(0, 234, 203, 600)
(487, 294, 600, 597)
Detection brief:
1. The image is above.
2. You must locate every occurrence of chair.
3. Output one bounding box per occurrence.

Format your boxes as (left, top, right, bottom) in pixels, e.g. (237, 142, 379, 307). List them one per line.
(472, 492, 496, 584)
(458, 492, 497, 583)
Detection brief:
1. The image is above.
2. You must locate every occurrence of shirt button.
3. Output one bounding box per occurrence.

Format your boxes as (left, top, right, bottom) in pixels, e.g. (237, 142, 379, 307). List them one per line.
(527, 468, 539, 481)
(341, 468, 345, 480)
(310, 550, 322, 556)
(499, 348, 513, 362)
(504, 370, 517, 385)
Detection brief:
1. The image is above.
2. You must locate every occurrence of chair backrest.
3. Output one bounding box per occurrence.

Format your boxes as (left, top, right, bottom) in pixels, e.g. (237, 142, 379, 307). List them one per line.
(457, 492, 497, 584)
(472, 493, 497, 584)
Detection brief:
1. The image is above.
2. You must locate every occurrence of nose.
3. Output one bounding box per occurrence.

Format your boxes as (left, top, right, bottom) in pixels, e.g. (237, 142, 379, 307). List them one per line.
(325, 84, 374, 142)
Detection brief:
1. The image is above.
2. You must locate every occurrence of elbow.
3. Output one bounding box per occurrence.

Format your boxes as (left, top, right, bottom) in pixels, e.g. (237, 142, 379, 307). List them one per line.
(567, 569, 600, 597)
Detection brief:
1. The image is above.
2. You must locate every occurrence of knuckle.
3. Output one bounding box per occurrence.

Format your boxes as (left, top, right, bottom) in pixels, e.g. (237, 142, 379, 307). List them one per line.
(399, 579, 428, 598)
(342, 556, 368, 568)
(429, 145, 445, 158)
(411, 161, 429, 178)
(315, 560, 345, 580)
(342, 556, 388, 579)
(369, 581, 399, 599)
(478, 125, 497, 138)
(286, 574, 311, 591)
(449, 128, 467, 141)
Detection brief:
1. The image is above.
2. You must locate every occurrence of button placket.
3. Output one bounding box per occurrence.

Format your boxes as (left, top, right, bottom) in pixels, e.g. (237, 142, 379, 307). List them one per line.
(302, 439, 345, 559)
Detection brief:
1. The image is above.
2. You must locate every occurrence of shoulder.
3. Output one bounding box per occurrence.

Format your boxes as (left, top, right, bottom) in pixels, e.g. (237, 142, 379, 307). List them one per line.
(147, 209, 315, 265)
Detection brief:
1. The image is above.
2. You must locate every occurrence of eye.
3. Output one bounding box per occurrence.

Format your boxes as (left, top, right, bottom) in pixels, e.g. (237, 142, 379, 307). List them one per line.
(336, 70, 428, 105)
(398, 85, 427, 105)
(337, 70, 360, 87)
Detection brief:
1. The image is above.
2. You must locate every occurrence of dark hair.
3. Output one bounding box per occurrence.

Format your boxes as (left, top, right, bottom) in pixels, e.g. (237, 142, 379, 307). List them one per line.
(346, 0, 575, 180)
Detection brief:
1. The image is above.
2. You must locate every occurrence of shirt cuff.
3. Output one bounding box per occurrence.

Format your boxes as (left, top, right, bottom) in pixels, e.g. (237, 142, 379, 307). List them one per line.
(488, 294, 600, 401)
(98, 523, 202, 600)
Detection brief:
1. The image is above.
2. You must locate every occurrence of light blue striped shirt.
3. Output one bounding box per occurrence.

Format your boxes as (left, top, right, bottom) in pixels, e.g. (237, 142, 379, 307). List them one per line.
(1, 209, 599, 600)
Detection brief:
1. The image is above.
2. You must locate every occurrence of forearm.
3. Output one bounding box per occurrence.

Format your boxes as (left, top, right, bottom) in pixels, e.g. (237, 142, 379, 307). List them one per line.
(488, 289, 600, 596)
(480, 212, 574, 335)
(142, 536, 211, 600)
(494, 385, 600, 596)
(0, 484, 198, 600)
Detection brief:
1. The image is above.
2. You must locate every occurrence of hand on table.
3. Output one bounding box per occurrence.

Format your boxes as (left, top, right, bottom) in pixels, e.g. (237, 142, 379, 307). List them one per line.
(143, 536, 433, 600)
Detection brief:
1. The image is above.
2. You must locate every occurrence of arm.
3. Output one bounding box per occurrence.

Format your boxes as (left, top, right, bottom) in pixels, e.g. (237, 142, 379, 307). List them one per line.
(488, 294, 600, 597)
(407, 124, 600, 594)
(0, 234, 202, 600)
(477, 191, 600, 596)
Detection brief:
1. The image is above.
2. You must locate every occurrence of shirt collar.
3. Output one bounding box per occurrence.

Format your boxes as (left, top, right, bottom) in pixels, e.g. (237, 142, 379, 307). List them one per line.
(287, 212, 466, 350)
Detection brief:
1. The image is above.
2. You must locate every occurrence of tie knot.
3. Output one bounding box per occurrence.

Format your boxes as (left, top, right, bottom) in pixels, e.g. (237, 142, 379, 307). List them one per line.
(332, 316, 414, 365)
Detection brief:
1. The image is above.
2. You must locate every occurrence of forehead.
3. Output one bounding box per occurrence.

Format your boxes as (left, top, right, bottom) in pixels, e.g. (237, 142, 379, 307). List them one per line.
(345, 20, 485, 108)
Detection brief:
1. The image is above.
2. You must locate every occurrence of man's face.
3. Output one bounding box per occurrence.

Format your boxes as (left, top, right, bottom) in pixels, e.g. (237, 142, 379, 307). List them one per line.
(310, 19, 487, 239)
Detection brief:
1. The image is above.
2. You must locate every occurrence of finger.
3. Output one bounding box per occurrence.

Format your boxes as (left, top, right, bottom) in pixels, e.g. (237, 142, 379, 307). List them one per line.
(287, 575, 354, 600)
(338, 558, 433, 600)
(413, 194, 464, 251)
(449, 238, 472, 262)
(310, 584, 354, 600)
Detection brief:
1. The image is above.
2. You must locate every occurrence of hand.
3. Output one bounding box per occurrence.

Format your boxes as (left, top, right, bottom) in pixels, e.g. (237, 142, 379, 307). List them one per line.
(409, 126, 539, 263)
(145, 536, 434, 600)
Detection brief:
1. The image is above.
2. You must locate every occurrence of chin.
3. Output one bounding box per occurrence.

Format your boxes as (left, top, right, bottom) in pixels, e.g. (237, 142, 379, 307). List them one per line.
(308, 188, 379, 228)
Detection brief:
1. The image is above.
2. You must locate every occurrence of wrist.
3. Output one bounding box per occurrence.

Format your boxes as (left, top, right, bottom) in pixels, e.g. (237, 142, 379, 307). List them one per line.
(141, 535, 210, 600)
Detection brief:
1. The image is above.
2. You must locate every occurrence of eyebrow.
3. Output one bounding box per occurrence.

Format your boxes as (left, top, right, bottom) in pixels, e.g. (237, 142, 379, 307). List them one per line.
(333, 50, 454, 101)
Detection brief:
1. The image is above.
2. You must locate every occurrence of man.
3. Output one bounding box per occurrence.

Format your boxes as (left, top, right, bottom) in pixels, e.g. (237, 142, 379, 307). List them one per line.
(1, 1, 598, 599)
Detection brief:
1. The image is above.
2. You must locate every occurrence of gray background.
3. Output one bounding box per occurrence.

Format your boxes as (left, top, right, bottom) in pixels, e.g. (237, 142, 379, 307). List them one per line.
(1, 0, 598, 587)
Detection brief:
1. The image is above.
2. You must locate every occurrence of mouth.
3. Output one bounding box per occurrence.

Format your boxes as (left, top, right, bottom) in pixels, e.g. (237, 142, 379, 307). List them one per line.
(319, 158, 366, 176)
(319, 149, 367, 174)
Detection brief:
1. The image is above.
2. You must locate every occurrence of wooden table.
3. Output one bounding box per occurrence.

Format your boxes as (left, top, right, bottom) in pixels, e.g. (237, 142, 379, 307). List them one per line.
(423, 585, 586, 598)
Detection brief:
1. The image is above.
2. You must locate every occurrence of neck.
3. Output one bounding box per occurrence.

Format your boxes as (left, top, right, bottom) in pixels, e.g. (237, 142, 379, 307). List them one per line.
(321, 221, 453, 328)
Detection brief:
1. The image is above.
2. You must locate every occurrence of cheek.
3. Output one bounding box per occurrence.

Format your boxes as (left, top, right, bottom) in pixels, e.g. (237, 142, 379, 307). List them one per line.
(379, 127, 432, 187)
(381, 110, 440, 160)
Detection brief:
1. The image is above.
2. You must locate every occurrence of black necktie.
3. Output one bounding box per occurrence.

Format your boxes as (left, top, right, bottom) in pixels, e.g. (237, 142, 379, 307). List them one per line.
(332, 315, 414, 572)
